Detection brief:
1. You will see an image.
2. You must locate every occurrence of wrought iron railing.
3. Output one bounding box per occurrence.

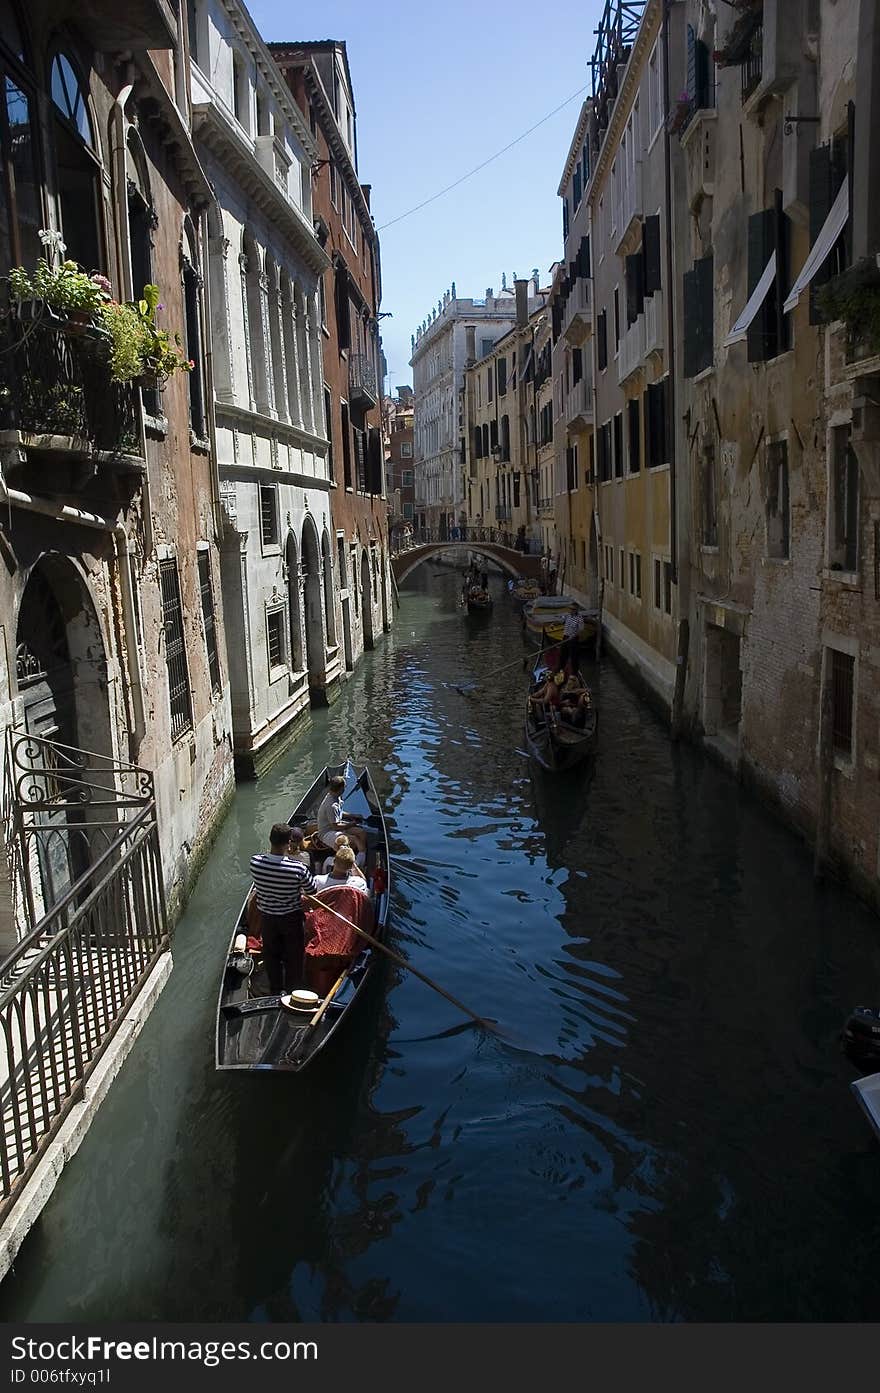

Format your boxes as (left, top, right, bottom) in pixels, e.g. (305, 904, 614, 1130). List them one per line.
(3, 731, 154, 933)
(741, 23, 763, 102)
(348, 353, 378, 405)
(0, 310, 141, 455)
(0, 805, 167, 1212)
(391, 526, 544, 555)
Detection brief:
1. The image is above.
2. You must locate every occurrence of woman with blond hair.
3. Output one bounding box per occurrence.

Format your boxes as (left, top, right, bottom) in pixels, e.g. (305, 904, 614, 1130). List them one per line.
(314, 842, 367, 892)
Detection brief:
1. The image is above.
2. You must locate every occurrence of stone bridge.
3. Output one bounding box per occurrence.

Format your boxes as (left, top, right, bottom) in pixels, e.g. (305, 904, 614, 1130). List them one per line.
(391, 529, 543, 586)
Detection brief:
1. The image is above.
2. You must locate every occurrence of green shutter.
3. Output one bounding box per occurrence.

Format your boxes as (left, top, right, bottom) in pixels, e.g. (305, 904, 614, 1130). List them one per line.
(683, 268, 699, 378)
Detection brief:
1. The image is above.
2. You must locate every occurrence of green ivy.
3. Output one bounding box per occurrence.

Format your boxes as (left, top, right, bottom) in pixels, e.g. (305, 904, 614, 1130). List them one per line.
(815, 273, 880, 357)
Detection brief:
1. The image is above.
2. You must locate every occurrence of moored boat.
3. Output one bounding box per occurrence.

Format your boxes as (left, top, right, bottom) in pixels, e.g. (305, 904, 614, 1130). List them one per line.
(216, 760, 390, 1072)
(465, 587, 493, 612)
(522, 595, 598, 646)
(524, 645, 597, 772)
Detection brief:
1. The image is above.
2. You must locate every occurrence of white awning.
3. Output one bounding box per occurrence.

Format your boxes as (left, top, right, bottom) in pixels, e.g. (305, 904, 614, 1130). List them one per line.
(783, 180, 849, 313)
(724, 252, 777, 345)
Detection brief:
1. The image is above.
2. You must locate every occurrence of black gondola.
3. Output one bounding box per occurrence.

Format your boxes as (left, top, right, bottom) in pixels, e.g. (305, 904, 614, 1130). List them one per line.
(216, 760, 390, 1073)
(465, 589, 493, 612)
(524, 643, 597, 772)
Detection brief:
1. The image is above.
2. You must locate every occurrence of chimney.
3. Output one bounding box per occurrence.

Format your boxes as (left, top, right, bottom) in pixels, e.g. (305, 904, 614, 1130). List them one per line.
(465, 325, 476, 365)
(515, 278, 528, 326)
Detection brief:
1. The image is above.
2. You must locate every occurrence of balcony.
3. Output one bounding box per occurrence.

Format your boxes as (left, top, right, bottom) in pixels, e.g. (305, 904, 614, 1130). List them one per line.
(348, 352, 378, 408)
(741, 23, 763, 103)
(644, 289, 663, 358)
(73, 0, 177, 51)
(615, 163, 643, 252)
(618, 314, 644, 385)
(0, 312, 143, 469)
(495, 504, 511, 522)
(562, 278, 593, 346)
(565, 376, 594, 432)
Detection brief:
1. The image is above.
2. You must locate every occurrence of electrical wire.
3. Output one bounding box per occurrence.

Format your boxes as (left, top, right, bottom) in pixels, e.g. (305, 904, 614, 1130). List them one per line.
(376, 85, 589, 233)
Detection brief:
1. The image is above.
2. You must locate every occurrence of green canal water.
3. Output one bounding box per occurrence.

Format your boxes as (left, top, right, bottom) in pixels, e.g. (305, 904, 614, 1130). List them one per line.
(2, 564, 880, 1321)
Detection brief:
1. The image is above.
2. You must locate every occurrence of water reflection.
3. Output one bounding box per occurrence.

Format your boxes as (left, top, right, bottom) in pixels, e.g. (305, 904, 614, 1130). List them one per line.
(2, 563, 880, 1321)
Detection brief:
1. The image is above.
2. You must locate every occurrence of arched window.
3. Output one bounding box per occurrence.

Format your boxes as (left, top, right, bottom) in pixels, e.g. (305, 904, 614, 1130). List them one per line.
(127, 130, 159, 415)
(182, 217, 206, 438)
(279, 269, 300, 426)
(232, 51, 250, 132)
(241, 230, 268, 413)
(264, 252, 284, 419)
(50, 51, 102, 271)
(0, 0, 40, 268)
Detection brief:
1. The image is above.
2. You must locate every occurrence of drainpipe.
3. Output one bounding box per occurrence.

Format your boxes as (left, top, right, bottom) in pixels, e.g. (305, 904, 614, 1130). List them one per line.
(1, 486, 147, 754)
(110, 63, 155, 560)
(663, 0, 689, 739)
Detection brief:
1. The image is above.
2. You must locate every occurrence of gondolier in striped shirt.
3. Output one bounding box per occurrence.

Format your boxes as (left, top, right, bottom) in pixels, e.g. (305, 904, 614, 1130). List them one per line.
(250, 824, 317, 994)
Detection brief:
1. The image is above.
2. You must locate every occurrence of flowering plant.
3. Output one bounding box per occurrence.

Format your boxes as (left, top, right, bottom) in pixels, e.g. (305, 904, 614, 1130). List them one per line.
(130, 283, 193, 384)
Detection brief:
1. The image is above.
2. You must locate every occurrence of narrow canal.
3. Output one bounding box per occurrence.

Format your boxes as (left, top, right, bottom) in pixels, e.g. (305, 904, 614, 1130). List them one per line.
(3, 565, 880, 1321)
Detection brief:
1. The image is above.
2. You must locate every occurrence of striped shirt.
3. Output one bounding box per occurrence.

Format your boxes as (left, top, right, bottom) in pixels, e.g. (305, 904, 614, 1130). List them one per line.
(249, 853, 317, 915)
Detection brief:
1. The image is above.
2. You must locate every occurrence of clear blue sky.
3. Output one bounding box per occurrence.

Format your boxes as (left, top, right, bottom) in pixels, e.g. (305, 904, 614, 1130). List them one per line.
(250, 0, 604, 388)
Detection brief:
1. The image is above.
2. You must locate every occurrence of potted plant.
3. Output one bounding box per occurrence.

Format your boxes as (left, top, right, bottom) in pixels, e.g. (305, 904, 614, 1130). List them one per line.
(815, 259, 880, 359)
(6, 230, 110, 331)
(98, 284, 193, 387)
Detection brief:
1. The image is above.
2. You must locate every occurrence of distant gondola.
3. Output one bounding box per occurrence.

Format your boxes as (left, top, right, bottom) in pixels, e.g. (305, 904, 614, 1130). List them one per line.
(216, 761, 390, 1073)
(465, 589, 493, 612)
(522, 595, 598, 648)
(524, 644, 597, 772)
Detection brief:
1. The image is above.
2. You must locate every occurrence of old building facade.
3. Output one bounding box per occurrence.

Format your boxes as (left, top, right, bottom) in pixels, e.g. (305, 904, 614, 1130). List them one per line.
(0, 0, 235, 939)
(189, 0, 335, 777)
(674, 0, 880, 905)
(385, 387, 414, 551)
(271, 40, 391, 674)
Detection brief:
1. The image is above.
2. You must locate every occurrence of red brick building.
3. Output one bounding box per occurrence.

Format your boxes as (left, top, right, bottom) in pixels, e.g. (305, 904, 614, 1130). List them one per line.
(270, 40, 390, 667)
(385, 387, 415, 549)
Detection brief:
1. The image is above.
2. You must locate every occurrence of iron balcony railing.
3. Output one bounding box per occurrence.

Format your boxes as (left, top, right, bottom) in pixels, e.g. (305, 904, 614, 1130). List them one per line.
(348, 352, 378, 406)
(0, 733, 167, 1215)
(742, 23, 764, 103)
(0, 310, 142, 457)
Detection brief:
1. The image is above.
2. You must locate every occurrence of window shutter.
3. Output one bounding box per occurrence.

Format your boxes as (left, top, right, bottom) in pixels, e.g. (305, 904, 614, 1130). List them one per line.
(577, 235, 590, 279)
(572, 348, 582, 384)
(808, 142, 834, 322)
(746, 208, 775, 362)
(597, 310, 608, 369)
(686, 23, 696, 103)
(643, 214, 661, 294)
(334, 264, 351, 351)
(628, 396, 641, 472)
(367, 427, 383, 493)
(683, 268, 699, 378)
(658, 377, 668, 465)
(625, 254, 640, 326)
(613, 412, 623, 477)
(695, 38, 710, 110)
(698, 254, 714, 373)
(597, 422, 607, 481)
(473, 427, 482, 459)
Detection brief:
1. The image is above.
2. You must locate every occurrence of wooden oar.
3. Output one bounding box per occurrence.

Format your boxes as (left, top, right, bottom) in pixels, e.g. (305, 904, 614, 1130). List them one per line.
(289, 968, 349, 1063)
(449, 646, 546, 695)
(303, 894, 498, 1034)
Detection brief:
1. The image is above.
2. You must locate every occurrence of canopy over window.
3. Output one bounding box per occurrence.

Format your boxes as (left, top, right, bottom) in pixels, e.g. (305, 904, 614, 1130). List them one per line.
(783, 180, 849, 313)
(724, 252, 777, 346)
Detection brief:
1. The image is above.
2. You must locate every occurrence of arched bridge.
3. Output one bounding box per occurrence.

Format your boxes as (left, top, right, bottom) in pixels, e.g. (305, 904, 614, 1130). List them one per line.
(391, 528, 544, 586)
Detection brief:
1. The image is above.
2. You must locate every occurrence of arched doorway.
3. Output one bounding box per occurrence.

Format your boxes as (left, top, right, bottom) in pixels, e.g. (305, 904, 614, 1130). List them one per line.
(301, 515, 325, 701)
(360, 548, 374, 650)
(321, 529, 336, 647)
(14, 555, 113, 912)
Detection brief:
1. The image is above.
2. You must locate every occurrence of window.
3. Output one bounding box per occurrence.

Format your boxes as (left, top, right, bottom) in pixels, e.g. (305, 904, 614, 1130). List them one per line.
(160, 558, 192, 740)
(614, 286, 621, 353)
(625, 252, 644, 327)
(232, 52, 249, 131)
(401, 441, 413, 458)
(266, 609, 286, 672)
(572, 347, 583, 385)
(318, 273, 327, 331)
(646, 378, 668, 468)
(401, 469, 413, 486)
(653, 556, 662, 609)
(766, 439, 790, 559)
(747, 197, 790, 363)
(663, 561, 673, 614)
(182, 220, 206, 438)
(497, 357, 507, 396)
(598, 420, 612, 482)
(648, 42, 662, 139)
(403, 502, 414, 519)
(619, 547, 625, 587)
(683, 255, 714, 377)
(198, 550, 221, 692)
(1, 23, 40, 271)
(627, 397, 641, 473)
(337, 533, 347, 588)
(597, 310, 608, 370)
(487, 365, 493, 402)
(829, 424, 859, 572)
(324, 386, 334, 481)
(613, 412, 623, 479)
(256, 87, 269, 137)
(259, 483, 279, 547)
(50, 52, 102, 272)
(702, 438, 718, 546)
(830, 648, 855, 758)
(809, 132, 850, 323)
(629, 551, 642, 598)
(334, 262, 350, 351)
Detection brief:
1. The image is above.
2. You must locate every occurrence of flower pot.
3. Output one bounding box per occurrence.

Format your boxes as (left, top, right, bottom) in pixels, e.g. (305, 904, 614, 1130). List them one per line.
(134, 371, 160, 391)
(61, 310, 96, 337)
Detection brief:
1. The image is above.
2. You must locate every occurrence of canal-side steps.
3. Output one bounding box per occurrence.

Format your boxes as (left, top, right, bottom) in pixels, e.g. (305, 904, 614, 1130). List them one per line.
(0, 733, 171, 1281)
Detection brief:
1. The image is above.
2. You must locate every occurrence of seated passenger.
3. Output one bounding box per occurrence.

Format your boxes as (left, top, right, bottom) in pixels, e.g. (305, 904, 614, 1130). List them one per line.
(314, 774, 368, 857)
(287, 825, 311, 868)
(530, 670, 566, 720)
(560, 687, 592, 728)
(314, 843, 368, 892)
